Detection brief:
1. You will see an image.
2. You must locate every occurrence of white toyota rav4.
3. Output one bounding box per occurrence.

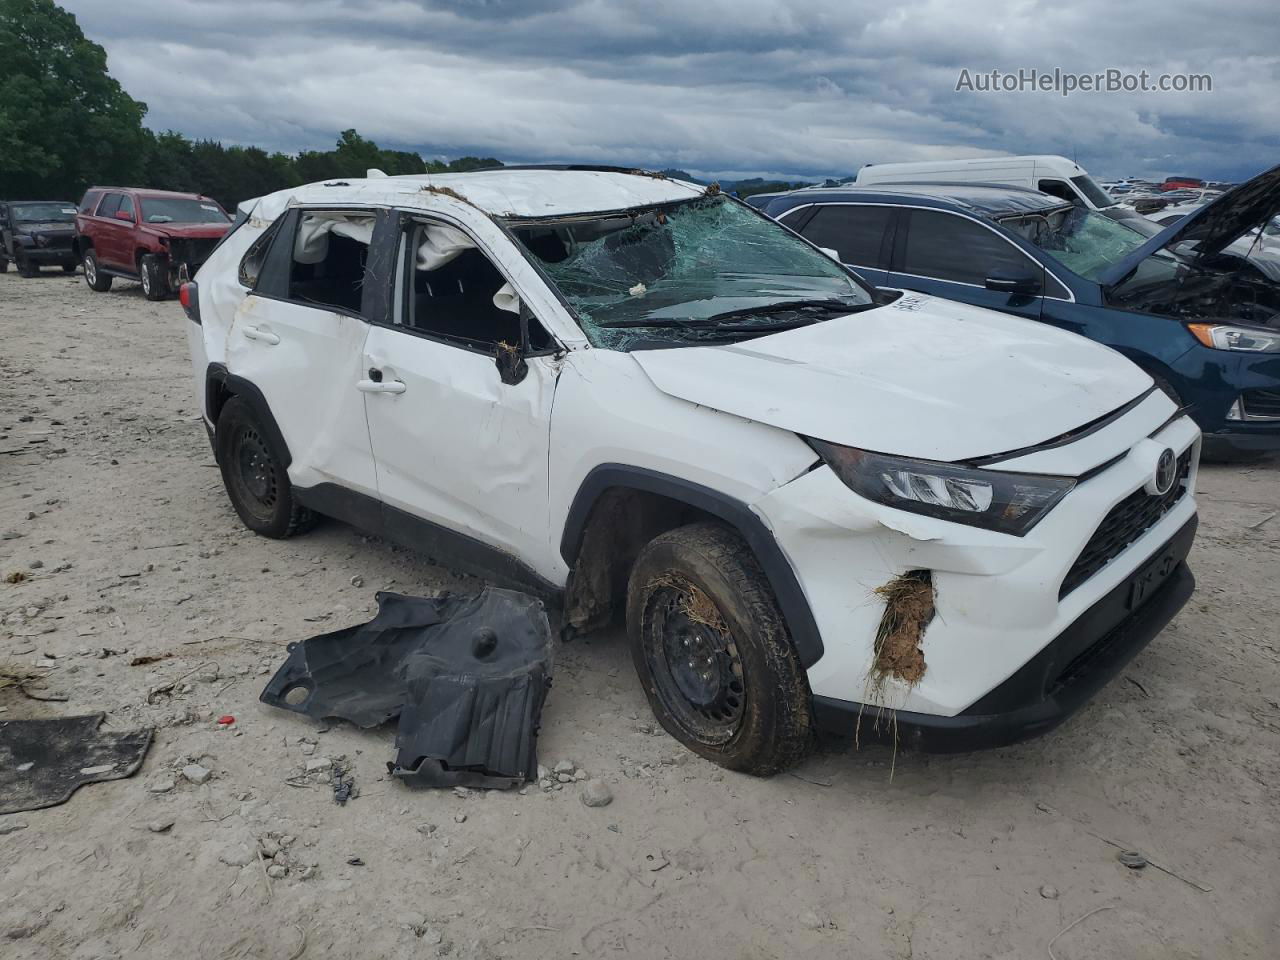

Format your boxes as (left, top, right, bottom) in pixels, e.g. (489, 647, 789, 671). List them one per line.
(181, 167, 1200, 774)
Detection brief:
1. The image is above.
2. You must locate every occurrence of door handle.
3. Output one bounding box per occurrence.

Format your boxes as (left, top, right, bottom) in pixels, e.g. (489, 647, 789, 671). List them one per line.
(356, 378, 406, 394)
(242, 325, 280, 345)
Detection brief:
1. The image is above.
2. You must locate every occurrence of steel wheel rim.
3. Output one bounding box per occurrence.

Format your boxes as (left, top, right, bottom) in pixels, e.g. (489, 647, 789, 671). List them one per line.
(231, 425, 278, 521)
(643, 579, 746, 744)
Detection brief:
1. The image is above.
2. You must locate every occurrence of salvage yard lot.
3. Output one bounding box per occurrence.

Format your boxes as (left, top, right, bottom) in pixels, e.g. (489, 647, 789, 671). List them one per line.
(1, 270, 1278, 958)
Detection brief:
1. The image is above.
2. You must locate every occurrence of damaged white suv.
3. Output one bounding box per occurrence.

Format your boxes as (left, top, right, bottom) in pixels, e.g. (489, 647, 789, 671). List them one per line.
(181, 167, 1200, 774)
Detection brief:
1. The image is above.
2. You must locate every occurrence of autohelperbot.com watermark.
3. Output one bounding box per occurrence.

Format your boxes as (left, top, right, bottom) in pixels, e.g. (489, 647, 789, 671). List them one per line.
(955, 68, 1212, 97)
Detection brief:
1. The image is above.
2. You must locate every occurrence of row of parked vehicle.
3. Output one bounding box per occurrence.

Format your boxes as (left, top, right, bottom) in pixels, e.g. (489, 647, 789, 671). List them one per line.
(5, 159, 1277, 774)
(0, 187, 231, 299)
(169, 160, 1276, 773)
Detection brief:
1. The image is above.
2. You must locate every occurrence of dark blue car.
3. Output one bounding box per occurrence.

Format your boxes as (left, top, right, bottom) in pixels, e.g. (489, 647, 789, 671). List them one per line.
(760, 167, 1280, 458)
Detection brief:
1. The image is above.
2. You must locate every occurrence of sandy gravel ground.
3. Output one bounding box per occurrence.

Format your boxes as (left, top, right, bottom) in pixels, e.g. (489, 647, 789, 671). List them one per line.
(1, 268, 1278, 959)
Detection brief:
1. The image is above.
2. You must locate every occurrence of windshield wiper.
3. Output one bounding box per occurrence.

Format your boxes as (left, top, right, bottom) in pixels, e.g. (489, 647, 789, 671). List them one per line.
(598, 298, 865, 329)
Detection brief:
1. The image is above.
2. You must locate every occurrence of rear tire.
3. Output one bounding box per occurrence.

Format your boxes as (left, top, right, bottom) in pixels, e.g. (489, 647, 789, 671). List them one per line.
(626, 522, 814, 775)
(62, 263, 77, 274)
(140, 254, 169, 300)
(215, 396, 315, 539)
(0, 255, 8, 273)
(17, 253, 37, 277)
(83, 250, 112, 291)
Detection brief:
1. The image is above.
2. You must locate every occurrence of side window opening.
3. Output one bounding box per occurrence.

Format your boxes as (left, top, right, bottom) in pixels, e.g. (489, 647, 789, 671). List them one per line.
(118, 195, 135, 220)
(96, 194, 122, 218)
(404, 222, 553, 353)
(799, 205, 894, 268)
(78, 192, 102, 215)
(1038, 179, 1083, 206)
(902, 210, 1041, 287)
(288, 212, 373, 313)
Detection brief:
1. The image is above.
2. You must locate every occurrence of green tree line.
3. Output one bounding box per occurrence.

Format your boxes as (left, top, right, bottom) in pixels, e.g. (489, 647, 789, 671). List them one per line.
(0, 0, 501, 210)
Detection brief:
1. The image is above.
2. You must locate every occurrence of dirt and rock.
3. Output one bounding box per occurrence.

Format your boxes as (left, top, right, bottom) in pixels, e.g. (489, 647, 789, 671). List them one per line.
(1, 269, 1278, 958)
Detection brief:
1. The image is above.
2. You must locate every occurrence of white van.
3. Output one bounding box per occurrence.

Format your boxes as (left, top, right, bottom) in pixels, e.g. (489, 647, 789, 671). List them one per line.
(856, 155, 1118, 212)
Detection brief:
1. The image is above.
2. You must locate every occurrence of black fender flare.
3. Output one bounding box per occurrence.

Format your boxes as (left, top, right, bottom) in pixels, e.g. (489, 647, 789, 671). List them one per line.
(560, 464, 824, 668)
(205, 363, 292, 468)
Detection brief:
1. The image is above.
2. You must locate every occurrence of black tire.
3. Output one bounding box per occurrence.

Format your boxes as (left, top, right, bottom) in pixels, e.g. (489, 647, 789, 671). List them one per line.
(215, 396, 315, 539)
(626, 522, 813, 775)
(17, 253, 37, 278)
(83, 250, 112, 291)
(62, 263, 77, 274)
(140, 253, 169, 300)
(0, 256, 8, 273)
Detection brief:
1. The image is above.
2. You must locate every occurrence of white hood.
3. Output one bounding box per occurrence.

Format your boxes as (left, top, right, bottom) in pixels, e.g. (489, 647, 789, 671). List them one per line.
(631, 293, 1152, 463)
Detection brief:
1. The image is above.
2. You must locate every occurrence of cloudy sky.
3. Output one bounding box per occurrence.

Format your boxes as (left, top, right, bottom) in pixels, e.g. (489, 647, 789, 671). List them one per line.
(63, 0, 1279, 182)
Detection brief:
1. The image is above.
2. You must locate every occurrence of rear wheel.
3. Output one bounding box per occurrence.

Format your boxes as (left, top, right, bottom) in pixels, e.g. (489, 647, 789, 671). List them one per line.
(626, 522, 813, 775)
(215, 397, 315, 539)
(140, 254, 169, 300)
(83, 250, 112, 291)
(0, 255, 8, 273)
(16, 253, 37, 277)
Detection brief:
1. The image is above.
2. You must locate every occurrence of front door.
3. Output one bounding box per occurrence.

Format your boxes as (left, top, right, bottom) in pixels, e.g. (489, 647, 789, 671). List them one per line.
(360, 217, 558, 577)
(223, 207, 380, 497)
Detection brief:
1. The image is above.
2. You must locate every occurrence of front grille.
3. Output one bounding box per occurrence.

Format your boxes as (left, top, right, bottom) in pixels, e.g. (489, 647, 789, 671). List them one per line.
(36, 232, 73, 250)
(166, 237, 219, 268)
(1242, 389, 1280, 420)
(1059, 449, 1192, 599)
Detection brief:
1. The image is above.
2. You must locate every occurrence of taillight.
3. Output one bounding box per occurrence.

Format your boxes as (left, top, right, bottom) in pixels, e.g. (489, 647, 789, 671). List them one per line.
(179, 281, 201, 324)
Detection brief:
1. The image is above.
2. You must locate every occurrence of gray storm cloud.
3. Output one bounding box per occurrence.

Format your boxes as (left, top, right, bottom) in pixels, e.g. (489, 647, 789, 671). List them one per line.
(60, 0, 1280, 181)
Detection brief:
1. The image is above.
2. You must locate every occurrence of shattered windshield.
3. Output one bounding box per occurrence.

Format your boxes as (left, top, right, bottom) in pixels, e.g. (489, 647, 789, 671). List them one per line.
(12, 202, 75, 223)
(1003, 206, 1153, 282)
(508, 194, 873, 350)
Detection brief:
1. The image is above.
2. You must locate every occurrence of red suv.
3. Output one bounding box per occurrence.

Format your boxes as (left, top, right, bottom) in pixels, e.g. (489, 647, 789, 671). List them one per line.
(74, 187, 232, 300)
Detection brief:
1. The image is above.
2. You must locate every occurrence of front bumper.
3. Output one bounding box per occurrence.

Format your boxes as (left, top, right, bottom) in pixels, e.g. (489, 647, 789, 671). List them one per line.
(23, 246, 77, 264)
(813, 516, 1196, 751)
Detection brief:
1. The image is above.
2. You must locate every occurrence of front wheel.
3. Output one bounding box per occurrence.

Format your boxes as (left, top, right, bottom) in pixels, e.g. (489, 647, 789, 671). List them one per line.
(215, 397, 315, 539)
(83, 250, 112, 291)
(626, 522, 814, 775)
(140, 254, 169, 300)
(16, 253, 37, 278)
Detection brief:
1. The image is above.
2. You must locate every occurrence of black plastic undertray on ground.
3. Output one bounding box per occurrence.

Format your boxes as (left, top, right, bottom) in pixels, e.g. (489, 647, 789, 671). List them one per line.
(260, 588, 553, 789)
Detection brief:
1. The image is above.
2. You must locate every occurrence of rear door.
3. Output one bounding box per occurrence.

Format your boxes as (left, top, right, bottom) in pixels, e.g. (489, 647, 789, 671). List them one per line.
(887, 208, 1053, 321)
(783, 203, 896, 286)
(92, 193, 130, 269)
(223, 207, 381, 497)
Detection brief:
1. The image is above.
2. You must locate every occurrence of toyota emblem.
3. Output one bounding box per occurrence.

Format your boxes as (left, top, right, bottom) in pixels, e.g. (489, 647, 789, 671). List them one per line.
(1153, 448, 1177, 495)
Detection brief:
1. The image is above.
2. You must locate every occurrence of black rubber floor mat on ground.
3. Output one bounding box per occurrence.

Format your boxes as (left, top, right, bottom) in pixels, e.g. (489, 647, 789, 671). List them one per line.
(260, 588, 553, 788)
(0, 714, 154, 815)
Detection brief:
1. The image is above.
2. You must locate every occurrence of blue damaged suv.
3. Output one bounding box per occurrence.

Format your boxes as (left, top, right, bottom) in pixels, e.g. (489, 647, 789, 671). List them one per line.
(761, 165, 1280, 458)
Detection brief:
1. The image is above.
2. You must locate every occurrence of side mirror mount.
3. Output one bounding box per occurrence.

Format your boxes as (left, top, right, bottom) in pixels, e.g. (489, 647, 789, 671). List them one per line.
(985, 270, 1042, 296)
(495, 305, 532, 386)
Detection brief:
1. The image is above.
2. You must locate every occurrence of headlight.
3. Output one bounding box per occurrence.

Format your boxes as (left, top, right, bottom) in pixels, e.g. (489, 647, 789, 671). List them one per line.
(809, 441, 1075, 537)
(1187, 323, 1280, 353)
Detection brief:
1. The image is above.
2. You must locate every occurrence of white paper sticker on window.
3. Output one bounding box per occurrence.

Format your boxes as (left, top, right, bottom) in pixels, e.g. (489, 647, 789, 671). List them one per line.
(61, 207, 76, 214)
(200, 204, 219, 212)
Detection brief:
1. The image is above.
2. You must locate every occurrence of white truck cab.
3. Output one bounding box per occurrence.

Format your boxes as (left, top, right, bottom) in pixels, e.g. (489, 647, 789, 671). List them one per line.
(856, 155, 1118, 212)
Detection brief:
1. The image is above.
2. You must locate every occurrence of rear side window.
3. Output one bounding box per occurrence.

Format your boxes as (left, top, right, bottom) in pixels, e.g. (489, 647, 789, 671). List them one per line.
(252, 209, 374, 315)
(117, 195, 135, 220)
(238, 218, 286, 289)
(798, 205, 893, 268)
(78, 191, 102, 214)
(901, 210, 1038, 286)
(96, 194, 122, 218)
